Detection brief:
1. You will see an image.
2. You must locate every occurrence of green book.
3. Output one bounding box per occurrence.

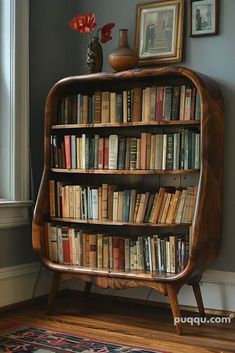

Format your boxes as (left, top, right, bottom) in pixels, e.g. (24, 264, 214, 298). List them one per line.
(116, 93, 123, 123)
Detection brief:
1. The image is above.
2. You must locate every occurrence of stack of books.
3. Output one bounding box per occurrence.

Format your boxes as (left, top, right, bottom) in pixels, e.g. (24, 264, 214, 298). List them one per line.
(58, 85, 201, 125)
(45, 223, 191, 274)
(49, 181, 198, 225)
(50, 129, 200, 171)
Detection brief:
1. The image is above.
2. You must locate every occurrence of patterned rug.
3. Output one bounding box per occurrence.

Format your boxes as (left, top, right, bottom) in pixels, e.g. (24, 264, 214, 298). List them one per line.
(0, 325, 167, 353)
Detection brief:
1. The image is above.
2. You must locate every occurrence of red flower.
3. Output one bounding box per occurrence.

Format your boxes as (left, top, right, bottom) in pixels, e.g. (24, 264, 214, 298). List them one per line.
(100, 23, 115, 43)
(69, 13, 97, 33)
(69, 13, 115, 45)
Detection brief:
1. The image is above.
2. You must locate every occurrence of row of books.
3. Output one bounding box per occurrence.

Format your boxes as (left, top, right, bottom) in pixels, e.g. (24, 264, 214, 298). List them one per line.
(49, 181, 198, 225)
(58, 85, 201, 125)
(50, 130, 200, 171)
(46, 223, 190, 273)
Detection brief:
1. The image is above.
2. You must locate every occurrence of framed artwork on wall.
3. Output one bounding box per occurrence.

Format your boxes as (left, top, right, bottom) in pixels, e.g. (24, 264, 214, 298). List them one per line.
(135, 0, 184, 65)
(190, 0, 219, 37)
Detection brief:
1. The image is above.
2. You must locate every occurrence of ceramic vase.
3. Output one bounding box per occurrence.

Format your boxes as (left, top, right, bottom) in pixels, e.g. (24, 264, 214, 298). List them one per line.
(86, 37, 103, 74)
(108, 29, 138, 72)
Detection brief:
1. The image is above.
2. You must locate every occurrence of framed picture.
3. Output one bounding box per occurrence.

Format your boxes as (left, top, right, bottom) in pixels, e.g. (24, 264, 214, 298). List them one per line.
(135, 0, 184, 65)
(190, 0, 219, 37)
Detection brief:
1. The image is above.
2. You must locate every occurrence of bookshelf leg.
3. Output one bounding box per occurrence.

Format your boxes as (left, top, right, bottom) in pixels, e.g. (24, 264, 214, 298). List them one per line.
(167, 285, 183, 335)
(84, 281, 92, 297)
(46, 272, 61, 314)
(192, 282, 205, 317)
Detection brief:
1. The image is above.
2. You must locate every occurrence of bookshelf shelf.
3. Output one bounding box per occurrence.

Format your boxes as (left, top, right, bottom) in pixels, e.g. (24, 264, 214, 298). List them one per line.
(51, 168, 200, 175)
(32, 67, 224, 334)
(44, 258, 181, 280)
(50, 217, 191, 229)
(51, 120, 200, 130)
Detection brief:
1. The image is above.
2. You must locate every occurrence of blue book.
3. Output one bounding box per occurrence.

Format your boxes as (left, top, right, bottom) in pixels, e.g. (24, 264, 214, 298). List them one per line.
(71, 135, 77, 169)
(123, 189, 131, 222)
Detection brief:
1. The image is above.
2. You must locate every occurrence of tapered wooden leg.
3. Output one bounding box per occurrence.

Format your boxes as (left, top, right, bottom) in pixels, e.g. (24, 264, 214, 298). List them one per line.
(46, 272, 61, 314)
(167, 285, 183, 335)
(192, 282, 205, 317)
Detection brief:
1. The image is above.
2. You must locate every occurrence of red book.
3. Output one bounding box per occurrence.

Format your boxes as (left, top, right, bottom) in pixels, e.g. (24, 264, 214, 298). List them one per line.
(62, 226, 70, 264)
(64, 135, 71, 169)
(112, 237, 124, 271)
(156, 86, 164, 121)
(98, 137, 104, 169)
(103, 137, 109, 169)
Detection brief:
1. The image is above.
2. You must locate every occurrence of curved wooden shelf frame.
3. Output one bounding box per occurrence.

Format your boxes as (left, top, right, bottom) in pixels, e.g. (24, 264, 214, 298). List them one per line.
(42, 257, 187, 281)
(32, 67, 224, 334)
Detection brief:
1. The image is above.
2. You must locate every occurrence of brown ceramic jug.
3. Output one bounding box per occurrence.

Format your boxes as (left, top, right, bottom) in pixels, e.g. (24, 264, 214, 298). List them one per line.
(108, 29, 138, 72)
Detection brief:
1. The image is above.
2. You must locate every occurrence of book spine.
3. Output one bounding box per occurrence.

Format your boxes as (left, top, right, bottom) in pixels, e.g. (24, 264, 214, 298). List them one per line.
(171, 86, 181, 120)
(117, 138, 126, 170)
(166, 134, 174, 170)
(94, 134, 99, 169)
(116, 93, 123, 123)
(110, 92, 117, 123)
(132, 87, 142, 122)
(163, 86, 173, 121)
(94, 91, 102, 123)
(101, 91, 110, 123)
(130, 138, 138, 170)
(64, 135, 71, 169)
(71, 135, 77, 169)
(108, 135, 118, 169)
(101, 184, 108, 221)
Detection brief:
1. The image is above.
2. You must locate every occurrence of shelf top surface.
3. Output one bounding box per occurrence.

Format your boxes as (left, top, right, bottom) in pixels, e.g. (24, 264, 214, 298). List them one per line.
(51, 120, 200, 130)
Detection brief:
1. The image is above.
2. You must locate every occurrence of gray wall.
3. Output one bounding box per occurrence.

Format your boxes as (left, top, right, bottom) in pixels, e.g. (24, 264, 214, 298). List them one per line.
(30, 0, 80, 193)
(0, 0, 79, 268)
(28, 0, 235, 271)
(0, 226, 36, 267)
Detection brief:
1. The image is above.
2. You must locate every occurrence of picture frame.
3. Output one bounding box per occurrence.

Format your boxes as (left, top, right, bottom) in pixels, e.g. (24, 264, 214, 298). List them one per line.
(190, 0, 219, 37)
(135, 0, 184, 66)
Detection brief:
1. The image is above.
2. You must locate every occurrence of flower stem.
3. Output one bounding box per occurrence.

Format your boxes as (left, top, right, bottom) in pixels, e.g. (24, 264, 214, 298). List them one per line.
(96, 27, 101, 39)
(88, 32, 92, 45)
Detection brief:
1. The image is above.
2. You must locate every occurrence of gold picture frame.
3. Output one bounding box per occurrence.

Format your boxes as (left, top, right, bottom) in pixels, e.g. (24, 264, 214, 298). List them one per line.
(135, 0, 184, 66)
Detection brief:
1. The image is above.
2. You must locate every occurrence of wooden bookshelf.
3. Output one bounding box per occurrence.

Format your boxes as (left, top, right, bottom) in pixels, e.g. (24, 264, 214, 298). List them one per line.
(32, 67, 224, 334)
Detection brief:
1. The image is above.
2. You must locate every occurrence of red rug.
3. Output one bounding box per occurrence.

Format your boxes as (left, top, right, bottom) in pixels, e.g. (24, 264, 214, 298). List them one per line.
(0, 324, 168, 352)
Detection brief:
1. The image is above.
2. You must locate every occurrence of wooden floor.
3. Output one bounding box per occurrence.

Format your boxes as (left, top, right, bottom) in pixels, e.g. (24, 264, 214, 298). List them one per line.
(0, 291, 235, 353)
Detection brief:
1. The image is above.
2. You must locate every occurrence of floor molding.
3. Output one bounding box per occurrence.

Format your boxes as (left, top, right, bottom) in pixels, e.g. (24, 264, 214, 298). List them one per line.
(0, 262, 41, 280)
(202, 269, 235, 286)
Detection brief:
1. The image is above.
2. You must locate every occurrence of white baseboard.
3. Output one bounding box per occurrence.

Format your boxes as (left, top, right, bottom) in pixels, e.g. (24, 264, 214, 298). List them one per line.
(0, 262, 234, 312)
(0, 262, 53, 307)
